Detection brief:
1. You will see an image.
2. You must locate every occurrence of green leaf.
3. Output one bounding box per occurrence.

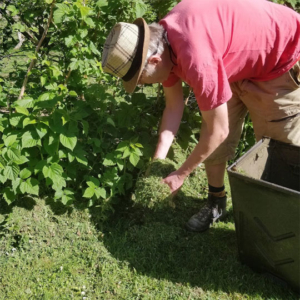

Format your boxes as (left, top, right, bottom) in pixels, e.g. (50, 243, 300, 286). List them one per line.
(80, 6, 91, 19)
(107, 117, 115, 127)
(26, 53, 37, 60)
(286, 0, 297, 8)
(23, 117, 37, 127)
(6, 148, 21, 161)
(52, 177, 66, 191)
(20, 168, 32, 180)
(83, 187, 95, 198)
(85, 17, 95, 28)
(44, 134, 59, 156)
(12, 22, 26, 32)
(61, 189, 74, 205)
(103, 153, 116, 166)
(0, 173, 7, 184)
(69, 91, 78, 97)
(69, 58, 79, 71)
(12, 178, 21, 193)
(129, 152, 140, 167)
(50, 66, 63, 79)
(122, 147, 131, 158)
(40, 76, 47, 87)
(54, 189, 63, 199)
(4, 135, 17, 147)
(4, 164, 20, 181)
(67, 152, 75, 162)
(14, 156, 29, 165)
(135, 0, 147, 18)
(87, 177, 100, 188)
(14, 97, 34, 108)
(9, 113, 23, 127)
(117, 160, 124, 171)
(95, 187, 106, 199)
(34, 160, 47, 175)
(134, 147, 143, 156)
(16, 106, 29, 116)
(79, 28, 88, 39)
(116, 141, 129, 152)
(7, 5, 19, 16)
(75, 150, 88, 166)
(22, 131, 40, 148)
(59, 133, 77, 151)
(96, 0, 108, 7)
(90, 41, 100, 55)
(42, 163, 63, 182)
(3, 187, 15, 205)
(20, 178, 39, 196)
(53, 3, 70, 24)
(81, 120, 89, 135)
(36, 123, 48, 139)
(0, 117, 9, 132)
(58, 149, 67, 159)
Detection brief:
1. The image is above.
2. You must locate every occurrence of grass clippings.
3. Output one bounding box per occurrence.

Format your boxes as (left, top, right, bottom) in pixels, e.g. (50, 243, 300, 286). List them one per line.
(132, 159, 176, 209)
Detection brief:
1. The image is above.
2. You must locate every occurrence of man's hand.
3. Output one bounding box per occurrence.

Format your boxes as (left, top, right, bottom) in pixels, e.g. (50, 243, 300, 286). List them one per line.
(162, 170, 185, 195)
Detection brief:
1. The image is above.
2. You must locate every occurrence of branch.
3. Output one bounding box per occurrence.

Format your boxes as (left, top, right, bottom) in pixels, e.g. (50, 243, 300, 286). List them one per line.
(14, 31, 25, 49)
(0, 53, 27, 60)
(64, 69, 72, 85)
(18, 1, 56, 100)
(185, 87, 192, 105)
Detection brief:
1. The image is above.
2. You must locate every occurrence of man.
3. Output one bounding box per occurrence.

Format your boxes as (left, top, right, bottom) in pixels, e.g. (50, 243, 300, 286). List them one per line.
(101, 0, 300, 232)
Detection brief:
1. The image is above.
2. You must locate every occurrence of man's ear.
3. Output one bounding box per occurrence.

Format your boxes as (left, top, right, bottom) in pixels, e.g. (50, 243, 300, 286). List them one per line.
(148, 54, 162, 66)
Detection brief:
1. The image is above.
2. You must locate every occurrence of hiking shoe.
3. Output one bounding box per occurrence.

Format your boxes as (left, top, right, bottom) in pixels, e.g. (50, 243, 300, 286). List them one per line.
(185, 194, 227, 232)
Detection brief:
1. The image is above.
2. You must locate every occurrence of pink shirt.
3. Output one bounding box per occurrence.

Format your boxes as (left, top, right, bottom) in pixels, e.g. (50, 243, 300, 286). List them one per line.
(160, 0, 300, 111)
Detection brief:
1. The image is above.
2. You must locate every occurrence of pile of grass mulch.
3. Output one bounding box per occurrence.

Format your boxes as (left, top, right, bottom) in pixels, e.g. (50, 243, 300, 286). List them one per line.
(132, 159, 177, 210)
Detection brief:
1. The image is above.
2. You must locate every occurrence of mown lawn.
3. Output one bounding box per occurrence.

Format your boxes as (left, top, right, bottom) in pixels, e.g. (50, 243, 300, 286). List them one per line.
(0, 164, 298, 300)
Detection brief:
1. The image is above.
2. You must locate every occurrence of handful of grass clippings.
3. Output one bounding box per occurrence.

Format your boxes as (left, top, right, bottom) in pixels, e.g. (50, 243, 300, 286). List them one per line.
(132, 159, 177, 210)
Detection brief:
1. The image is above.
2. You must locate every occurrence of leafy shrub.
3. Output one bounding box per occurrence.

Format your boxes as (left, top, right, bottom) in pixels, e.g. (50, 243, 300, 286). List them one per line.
(0, 0, 164, 220)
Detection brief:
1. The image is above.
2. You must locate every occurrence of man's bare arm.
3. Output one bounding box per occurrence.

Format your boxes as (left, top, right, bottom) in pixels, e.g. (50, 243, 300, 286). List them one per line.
(154, 80, 185, 159)
(163, 102, 229, 193)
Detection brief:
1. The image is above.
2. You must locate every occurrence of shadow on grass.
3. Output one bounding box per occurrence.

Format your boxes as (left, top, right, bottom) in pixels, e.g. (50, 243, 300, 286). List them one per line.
(92, 194, 298, 299)
(0, 196, 37, 215)
(44, 196, 74, 216)
(0, 195, 75, 216)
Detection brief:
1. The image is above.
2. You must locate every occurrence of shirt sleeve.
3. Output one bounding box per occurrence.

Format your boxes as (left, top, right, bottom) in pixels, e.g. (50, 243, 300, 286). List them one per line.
(176, 39, 232, 111)
(162, 71, 180, 87)
(192, 57, 232, 111)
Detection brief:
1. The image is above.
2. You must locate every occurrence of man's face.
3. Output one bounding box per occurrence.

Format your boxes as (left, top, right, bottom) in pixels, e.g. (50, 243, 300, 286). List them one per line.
(138, 51, 173, 85)
(139, 64, 170, 85)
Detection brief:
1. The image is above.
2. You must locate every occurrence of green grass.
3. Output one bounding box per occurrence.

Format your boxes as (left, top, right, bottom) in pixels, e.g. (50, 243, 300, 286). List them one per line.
(0, 165, 298, 299)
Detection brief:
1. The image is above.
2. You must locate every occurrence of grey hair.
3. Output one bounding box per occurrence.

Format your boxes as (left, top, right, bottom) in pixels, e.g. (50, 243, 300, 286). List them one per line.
(140, 23, 165, 77)
(147, 22, 165, 59)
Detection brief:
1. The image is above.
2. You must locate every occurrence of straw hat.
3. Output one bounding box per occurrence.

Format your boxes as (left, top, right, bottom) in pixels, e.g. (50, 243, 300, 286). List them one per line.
(102, 18, 150, 93)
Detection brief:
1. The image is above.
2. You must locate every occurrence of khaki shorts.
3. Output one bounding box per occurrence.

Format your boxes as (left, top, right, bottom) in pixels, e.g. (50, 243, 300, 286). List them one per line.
(205, 62, 300, 166)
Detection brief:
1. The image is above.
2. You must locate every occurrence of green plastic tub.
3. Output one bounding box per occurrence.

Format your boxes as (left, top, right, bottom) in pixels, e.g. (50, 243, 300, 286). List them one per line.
(227, 138, 300, 292)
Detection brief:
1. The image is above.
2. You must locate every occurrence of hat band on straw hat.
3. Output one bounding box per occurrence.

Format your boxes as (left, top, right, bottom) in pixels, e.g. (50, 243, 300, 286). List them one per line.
(122, 25, 145, 82)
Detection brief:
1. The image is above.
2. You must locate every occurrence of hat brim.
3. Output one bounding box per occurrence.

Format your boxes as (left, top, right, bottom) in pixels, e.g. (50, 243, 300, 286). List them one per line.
(122, 18, 150, 93)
